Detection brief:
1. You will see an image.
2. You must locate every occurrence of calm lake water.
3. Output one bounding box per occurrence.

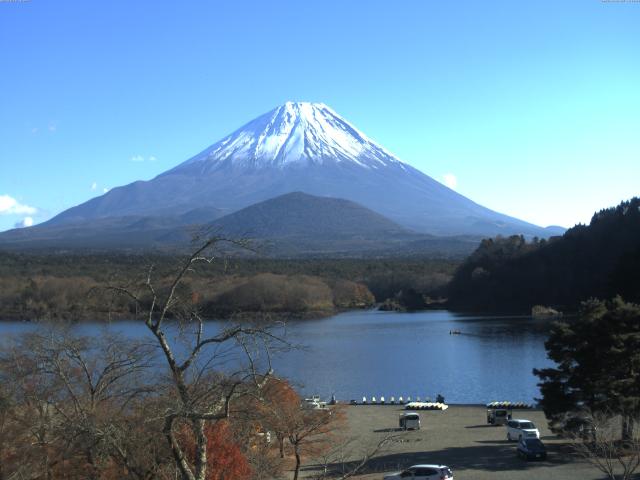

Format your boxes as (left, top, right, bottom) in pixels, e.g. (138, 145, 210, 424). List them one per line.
(0, 310, 554, 404)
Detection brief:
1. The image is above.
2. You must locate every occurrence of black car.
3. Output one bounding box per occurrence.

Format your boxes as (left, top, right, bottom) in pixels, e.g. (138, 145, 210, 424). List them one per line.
(517, 438, 547, 460)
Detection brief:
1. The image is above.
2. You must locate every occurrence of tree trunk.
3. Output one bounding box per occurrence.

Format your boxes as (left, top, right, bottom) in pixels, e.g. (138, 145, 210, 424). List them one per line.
(278, 436, 285, 458)
(165, 426, 196, 480)
(293, 443, 301, 480)
(622, 415, 634, 442)
(194, 419, 208, 480)
(43, 445, 52, 480)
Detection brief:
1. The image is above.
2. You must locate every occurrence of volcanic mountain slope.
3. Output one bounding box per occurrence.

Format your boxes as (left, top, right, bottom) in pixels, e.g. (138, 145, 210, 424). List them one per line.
(0, 208, 224, 251)
(43, 102, 557, 238)
(0, 192, 481, 257)
(159, 192, 482, 257)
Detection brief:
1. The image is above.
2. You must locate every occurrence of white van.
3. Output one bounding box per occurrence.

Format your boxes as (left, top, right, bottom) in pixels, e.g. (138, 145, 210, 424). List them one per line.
(506, 419, 540, 441)
(399, 412, 421, 430)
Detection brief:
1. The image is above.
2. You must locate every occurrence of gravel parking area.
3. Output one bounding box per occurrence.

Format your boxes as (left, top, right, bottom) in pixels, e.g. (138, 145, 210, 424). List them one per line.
(301, 405, 603, 480)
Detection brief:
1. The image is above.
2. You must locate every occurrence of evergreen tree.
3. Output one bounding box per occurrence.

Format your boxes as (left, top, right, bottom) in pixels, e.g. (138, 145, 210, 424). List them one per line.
(534, 297, 640, 439)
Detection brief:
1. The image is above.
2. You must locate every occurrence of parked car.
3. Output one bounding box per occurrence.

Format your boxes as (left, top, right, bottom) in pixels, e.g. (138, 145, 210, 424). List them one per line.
(506, 419, 540, 441)
(517, 438, 547, 460)
(487, 407, 511, 425)
(383, 464, 453, 480)
(399, 412, 421, 430)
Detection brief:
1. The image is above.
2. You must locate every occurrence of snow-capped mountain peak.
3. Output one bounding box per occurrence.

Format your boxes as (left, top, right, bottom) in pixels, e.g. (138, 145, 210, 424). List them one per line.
(41, 101, 554, 239)
(176, 101, 407, 171)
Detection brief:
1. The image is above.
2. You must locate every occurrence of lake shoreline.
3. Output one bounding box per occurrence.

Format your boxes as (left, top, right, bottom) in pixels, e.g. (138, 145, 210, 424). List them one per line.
(0, 305, 556, 324)
(0, 306, 369, 324)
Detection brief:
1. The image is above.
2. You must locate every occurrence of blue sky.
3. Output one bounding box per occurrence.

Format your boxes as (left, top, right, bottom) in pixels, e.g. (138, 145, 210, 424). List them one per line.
(1, 0, 639, 232)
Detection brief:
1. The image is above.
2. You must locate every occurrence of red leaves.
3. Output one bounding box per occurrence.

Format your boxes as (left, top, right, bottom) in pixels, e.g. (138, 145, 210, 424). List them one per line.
(204, 421, 252, 480)
(180, 420, 252, 480)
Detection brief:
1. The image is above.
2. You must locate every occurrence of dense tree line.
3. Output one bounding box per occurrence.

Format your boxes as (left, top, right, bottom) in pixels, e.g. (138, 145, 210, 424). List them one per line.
(447, 198, 640, 313)
(0, 254, 456, 320)
(0, 272, 375, 321)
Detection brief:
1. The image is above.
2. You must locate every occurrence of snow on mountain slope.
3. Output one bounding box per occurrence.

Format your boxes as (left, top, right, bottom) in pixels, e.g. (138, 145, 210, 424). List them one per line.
(172, 102, 407, 172)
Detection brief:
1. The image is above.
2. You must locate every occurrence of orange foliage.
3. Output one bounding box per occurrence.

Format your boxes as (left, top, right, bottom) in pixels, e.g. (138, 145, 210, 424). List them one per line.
(181, 420, 252, 480)
(262, 378, 301, 413)
(257, 378, 347, 480)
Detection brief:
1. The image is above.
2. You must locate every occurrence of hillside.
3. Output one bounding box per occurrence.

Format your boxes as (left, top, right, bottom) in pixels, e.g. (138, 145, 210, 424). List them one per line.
(446, 198, 640, 313)
(167, 192, 482, 257)
(210, 192, 406, 238)
(0, 192, 481, 257)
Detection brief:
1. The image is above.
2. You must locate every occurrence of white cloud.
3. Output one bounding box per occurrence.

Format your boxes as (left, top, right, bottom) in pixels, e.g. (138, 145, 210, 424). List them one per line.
(91, 182, 97, 191)
(442, 173, 458, 189)
(103, 187, 110, 193)
(48, 124, 57, 132)
(0, 194, 37, 215)
(31, 127, 39, 134)
(131, 154, 157, 163)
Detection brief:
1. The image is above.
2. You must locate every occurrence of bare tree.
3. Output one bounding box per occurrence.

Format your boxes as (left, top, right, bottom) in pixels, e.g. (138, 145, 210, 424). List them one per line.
(287, 407, 345, 480)
(256, 378, 349, 480)
(0, 333, 68, 480)
(106, 237, 282, 480)
(0, 329, 160, 480)
(311, 433, 401, 480)
(568, 409, 640, 480)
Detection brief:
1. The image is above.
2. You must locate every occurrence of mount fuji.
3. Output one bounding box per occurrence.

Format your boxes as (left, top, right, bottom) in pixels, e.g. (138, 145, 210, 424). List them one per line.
(3, 102, 562, 252)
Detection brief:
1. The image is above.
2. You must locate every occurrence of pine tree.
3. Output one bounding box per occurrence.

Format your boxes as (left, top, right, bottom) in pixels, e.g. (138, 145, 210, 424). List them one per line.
(534, 297, 640, 439)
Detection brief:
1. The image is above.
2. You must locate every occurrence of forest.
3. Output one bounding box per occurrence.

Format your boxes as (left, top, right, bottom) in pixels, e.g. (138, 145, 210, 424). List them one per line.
(446, 198, 640, 313)
(0, 252, 457, 321)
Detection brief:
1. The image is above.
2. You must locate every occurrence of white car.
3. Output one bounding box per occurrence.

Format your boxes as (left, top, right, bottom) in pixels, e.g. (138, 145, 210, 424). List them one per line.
(399, 412, 421, 430)
(383, 464, 453, 480)
(506, 419, 540, 441)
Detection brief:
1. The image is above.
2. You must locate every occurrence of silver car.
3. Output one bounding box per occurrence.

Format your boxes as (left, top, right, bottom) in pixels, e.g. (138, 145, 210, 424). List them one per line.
(506, 419, 540, 441)
(383, 464, 453, 480)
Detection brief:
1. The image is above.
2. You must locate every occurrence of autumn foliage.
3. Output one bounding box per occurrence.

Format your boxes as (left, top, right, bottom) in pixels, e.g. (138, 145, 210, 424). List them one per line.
(259, 378, 346, 480)
(180, 420, 252, 480)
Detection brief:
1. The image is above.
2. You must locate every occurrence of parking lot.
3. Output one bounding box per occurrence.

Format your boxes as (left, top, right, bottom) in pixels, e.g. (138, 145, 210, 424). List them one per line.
(302, 405, 604, 480)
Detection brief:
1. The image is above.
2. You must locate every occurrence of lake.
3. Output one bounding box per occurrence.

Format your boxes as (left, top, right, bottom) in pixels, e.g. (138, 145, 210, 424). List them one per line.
(0, 309, 554, 404)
